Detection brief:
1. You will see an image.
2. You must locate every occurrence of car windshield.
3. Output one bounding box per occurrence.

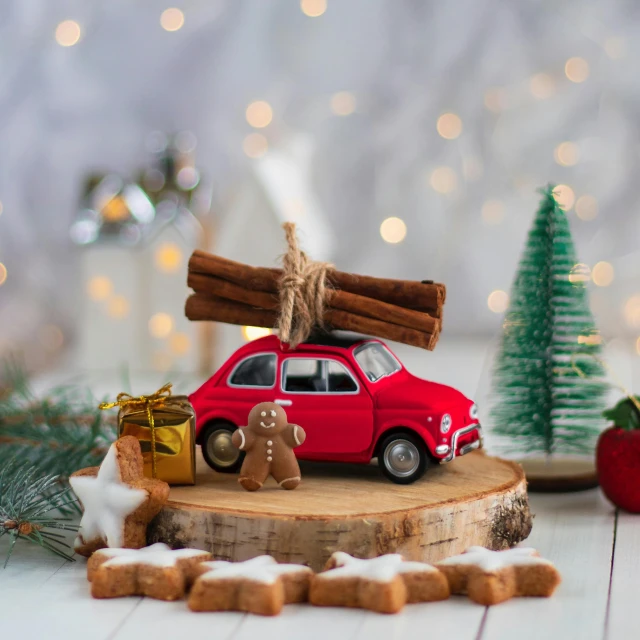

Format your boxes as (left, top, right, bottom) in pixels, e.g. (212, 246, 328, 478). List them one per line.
(354, 342, 401, 382)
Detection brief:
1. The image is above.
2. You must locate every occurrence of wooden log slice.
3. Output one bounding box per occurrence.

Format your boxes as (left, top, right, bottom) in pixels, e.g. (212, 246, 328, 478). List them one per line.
(147, 451, 532, 571)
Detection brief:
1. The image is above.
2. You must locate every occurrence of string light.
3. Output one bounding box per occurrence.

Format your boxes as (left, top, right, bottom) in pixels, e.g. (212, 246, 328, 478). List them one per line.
(330, 92, 356, 116)
(108, 295, 130, 319)
(575, 194, 598, 220)
(436, 113, 462, 140)
(488, 290, 509, 313)
(155, 242, 182, 273)
(243, 133, 268, 158)
(169, 332, 190, 355)
(569, 263, 591, 284)
(554, 142, 579, 166)
(245, 101, 273, 129)
(484, 88, 506, 113)
(0, 263, 6, 287)
(553, 184, 575, 211)
(300, 0, 327, 17)
(149, 312, 174, 338)
(87, 276, 113, 301)
(379, 217, 407, 244)
(429, 166, 457, 194)
(160, 8, 184, 31)
(242, 326, 272, 342)
(530, 73, 555, 99)
(592, 261, 614, 287)
(604, 37, 626, 60)
(55, 20, 81, 47)
(565, 57, 589, 83)
(624, 296, 640, 328)
(481, 200, 505, 225)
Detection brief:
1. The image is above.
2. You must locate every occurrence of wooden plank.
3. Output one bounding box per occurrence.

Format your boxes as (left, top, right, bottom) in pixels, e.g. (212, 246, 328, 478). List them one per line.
(481, 489, 615, 640)
(606, 511, 640, 640)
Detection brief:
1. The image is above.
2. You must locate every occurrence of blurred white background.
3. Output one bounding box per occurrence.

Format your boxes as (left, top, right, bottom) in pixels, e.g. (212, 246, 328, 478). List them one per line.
(1, 0, 639, 376)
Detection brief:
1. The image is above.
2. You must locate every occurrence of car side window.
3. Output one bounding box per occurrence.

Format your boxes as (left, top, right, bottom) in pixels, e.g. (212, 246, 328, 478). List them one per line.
(327, 361, 358, 392)
(229, 354, 276, 387)
(283, 358, 327, 392)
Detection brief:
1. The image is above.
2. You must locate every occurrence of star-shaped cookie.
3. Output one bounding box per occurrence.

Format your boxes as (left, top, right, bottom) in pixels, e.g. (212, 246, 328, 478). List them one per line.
(310, 552, 450, 613)
(435, 546, 561, 605)
(87, 543, 211, 600)
(69, 436, 170, 557)
(189, 556, 313, 616)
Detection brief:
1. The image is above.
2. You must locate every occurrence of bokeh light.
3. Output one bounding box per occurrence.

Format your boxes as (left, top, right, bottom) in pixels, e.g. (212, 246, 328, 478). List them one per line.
(530, 73, 555, 99)
(55, 20, 81, 47)
(624, 296, 640, 328)
(554, 142, 579, 166)
(569, 263, 591, 284)
(575, 195, 598, 221)
(436, 113, 462, 140)
(242, 326, 272, 342)
(0, 263, 6, 287)
(488, 290, 509, 313)
(592, 261, 614, 287)
(108, 295, 130, 319)
(149, 312, 174, 338)
(155, 242, 182, 273)
(553, 184, 575, 211)
(565, 57, 589, 83)
(246, 101, 273, 128)
(484, 88, 506, 113)
(379, 217, 407, 244)
(604, 37, 626, 60)
(243, 133, 268, 158)
(429, 166, 457, 194)
(330, 91, 356, 116)
(87, 276, 113, 301)
(300, 0, 327, 17)
(169, 332, 191, 355)
(160, 8, 184, 31)
(481, 199, 505, 225)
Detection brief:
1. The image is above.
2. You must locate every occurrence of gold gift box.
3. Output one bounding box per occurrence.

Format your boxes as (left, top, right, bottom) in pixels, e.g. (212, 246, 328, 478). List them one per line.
(118, 395, 196, 485)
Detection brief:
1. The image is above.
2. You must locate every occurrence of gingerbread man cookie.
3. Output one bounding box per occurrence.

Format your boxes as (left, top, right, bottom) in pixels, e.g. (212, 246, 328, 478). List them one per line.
(88, 543, 211, 600)
(231, 402, 306, 491)
(189, 556, 313, 615)
(310, 552, 450, 614)
(435, 546, 561, 605)
(69, 436, 170, 557)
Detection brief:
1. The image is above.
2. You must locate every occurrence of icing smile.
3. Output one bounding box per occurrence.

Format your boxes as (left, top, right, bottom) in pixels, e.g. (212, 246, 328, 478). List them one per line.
(260, 421, 276, 429)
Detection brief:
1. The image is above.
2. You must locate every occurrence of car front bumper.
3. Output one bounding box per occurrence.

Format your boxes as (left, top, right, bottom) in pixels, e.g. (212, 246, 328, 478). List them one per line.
(440, 423, 483, 463)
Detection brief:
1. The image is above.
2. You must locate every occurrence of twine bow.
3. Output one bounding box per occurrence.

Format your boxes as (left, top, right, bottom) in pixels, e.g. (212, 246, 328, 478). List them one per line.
(571, 353, 640, 415)
(99, 383, 173, 478)
(278, 222, 334, 349)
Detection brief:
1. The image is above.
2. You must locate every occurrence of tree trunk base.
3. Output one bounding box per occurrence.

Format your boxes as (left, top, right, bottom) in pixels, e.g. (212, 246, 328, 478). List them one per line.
(148, 450, 533, 571)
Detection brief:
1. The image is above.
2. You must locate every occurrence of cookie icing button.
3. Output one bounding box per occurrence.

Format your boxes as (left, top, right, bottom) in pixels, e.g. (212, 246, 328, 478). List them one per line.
(69, 444, 147, 549)
(437, 546, 553, 572)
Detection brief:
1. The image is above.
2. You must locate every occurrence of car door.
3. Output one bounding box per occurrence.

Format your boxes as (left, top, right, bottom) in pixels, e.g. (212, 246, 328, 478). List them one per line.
(276, 356, 374, 458)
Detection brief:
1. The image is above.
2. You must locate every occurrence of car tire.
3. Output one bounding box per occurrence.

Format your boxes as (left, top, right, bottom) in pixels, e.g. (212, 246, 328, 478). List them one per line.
(378, 432, 429, 484)
(200, 421, 245, 473)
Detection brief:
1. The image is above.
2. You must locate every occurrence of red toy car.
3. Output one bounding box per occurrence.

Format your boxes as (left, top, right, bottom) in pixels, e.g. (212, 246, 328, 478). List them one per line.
(190, 333, 482, 484)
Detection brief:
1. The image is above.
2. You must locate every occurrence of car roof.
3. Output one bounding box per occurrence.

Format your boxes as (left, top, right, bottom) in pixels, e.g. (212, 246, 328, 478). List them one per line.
(240, 331, 376, 355)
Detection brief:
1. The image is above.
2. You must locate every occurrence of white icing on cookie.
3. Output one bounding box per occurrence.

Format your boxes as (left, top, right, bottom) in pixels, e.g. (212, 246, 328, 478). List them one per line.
(238, 430, 246, 450)
(437, 547, 554, 572)
(198, 556, 311, 585)
(69, 444, 147, 549)
(94, 543, 207, 567)
(318, 552, 437, 583)
(293, 425, 301, 446)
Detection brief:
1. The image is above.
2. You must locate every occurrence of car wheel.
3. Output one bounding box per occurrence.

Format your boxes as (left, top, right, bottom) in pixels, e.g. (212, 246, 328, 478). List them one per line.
(201, 422, 244, 473)
(378, 433, 429, 484)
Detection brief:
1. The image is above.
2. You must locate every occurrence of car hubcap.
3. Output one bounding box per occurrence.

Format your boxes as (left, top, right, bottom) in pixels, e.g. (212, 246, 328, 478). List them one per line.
(383, 440, 420, 477)
(207, 430, 239, 467)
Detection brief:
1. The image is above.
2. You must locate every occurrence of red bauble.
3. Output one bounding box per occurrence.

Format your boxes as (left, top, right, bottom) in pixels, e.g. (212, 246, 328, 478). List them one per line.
(597, 427, 640, 513)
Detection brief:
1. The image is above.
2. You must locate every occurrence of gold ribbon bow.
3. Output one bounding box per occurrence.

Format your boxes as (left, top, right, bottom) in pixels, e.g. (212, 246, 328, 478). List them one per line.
(99, 383, 173, 478)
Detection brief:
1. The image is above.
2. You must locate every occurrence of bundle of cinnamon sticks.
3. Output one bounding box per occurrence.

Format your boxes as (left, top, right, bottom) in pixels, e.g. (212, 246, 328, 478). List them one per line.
(185, 250, 446, 350)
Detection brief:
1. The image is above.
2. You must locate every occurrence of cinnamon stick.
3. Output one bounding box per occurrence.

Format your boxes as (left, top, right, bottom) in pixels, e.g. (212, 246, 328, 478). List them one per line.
(188, 250, 444, 317)
(185, 293, 438, 351)
(187, 272, 440, 335)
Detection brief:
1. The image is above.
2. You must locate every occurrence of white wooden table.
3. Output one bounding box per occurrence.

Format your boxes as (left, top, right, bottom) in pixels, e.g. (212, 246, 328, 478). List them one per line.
(0, 489, 634, 640)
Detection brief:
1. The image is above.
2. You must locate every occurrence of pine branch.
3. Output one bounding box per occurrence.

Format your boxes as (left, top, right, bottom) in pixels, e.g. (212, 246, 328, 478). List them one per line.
(0, 460, 79, 567)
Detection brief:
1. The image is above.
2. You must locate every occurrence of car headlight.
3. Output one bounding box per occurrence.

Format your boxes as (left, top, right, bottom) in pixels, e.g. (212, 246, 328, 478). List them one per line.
(440, 414, 452, 433)
(469, 404, 479, 420)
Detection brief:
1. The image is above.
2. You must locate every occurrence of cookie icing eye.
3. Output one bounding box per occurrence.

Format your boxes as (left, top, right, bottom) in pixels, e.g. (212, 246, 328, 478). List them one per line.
(270, 410, 276, 417)
(261, 411, 266, 417)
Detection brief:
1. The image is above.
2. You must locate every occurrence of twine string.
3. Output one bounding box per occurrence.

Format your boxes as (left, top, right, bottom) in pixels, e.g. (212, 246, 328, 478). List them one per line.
(98, 383, 173, 478)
